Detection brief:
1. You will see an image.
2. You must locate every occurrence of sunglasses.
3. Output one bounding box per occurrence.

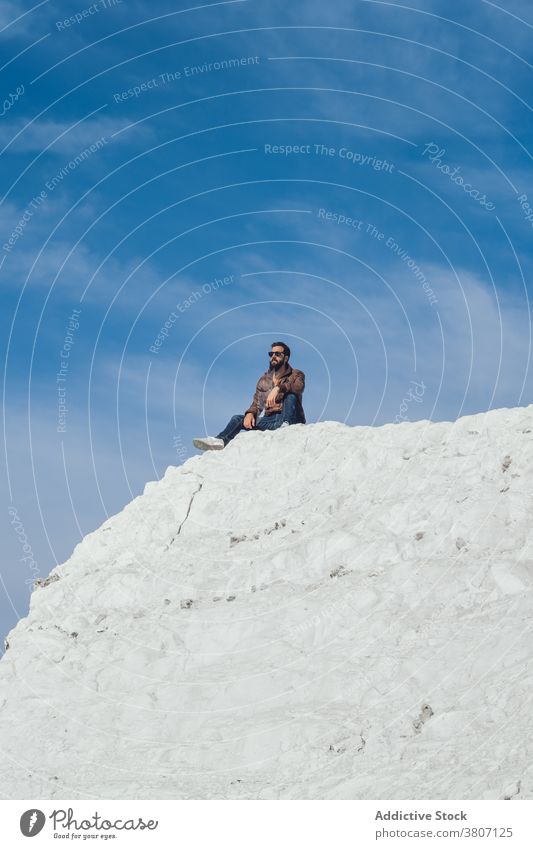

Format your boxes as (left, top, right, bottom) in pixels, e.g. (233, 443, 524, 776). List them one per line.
(268, 351, 284, 357)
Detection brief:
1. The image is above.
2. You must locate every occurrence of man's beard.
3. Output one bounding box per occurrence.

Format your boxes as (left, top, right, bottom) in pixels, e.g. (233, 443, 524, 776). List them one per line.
(270, 360, 284, 372)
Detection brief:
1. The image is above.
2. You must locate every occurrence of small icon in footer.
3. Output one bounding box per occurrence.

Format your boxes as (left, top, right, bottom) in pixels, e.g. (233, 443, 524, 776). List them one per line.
(20, 809, 46, 837)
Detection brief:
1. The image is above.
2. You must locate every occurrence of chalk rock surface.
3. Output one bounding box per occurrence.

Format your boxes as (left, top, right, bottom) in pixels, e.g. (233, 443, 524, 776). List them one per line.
(1, 409, 533, 799)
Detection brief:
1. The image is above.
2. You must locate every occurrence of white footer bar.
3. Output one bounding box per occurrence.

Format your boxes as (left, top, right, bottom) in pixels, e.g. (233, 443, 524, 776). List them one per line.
(1, 799, 532, 848)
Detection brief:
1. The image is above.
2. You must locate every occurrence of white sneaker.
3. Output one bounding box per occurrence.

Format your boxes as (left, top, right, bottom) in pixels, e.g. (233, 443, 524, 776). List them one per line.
(193, 436, 225, 451)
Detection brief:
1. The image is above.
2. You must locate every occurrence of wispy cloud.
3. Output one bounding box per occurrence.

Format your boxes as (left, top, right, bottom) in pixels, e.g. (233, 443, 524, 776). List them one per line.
(0, 0, 46, 39)
(0, 115, 152, 155)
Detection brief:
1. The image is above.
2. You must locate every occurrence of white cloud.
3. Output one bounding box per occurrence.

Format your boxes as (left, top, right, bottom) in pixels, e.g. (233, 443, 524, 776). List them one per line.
(0, 115, 151, 155)
(0, 0, 43, 39)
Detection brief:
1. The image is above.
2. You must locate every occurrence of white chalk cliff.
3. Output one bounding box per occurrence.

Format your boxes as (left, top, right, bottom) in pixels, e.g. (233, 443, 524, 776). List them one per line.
(1, 408, 532, 800)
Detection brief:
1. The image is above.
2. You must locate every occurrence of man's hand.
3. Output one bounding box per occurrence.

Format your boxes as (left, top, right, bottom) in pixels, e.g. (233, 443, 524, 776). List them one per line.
(265, 386, 280, 408)
(243, 412, 255, 429)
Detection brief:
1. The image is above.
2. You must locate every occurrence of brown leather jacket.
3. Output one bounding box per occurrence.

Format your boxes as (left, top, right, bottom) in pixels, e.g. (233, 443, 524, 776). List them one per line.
(245, 362, 306, 422)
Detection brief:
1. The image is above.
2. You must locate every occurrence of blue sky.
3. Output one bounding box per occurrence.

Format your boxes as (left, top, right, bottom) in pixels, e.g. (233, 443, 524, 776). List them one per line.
(2, 0, 533, 642)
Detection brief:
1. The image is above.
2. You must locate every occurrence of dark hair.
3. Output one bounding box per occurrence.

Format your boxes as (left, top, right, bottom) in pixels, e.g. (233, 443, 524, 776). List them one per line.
(271, 341, 290, 358)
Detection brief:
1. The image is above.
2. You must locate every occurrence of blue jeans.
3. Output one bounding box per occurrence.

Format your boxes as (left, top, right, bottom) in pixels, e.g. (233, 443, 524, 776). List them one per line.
(216, 393, 303, 446)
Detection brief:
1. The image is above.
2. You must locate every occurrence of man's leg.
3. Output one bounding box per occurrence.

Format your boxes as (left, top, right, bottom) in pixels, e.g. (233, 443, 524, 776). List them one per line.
(279, 392, 301, 425)
(254, 394, 301, 433)
(215, 414, 246, 446)
(195, 395, 303, 450)
(254, 412, 282, 432)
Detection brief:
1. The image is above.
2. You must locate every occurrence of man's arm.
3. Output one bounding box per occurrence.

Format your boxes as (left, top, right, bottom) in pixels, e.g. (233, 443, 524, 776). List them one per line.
(245, 378, 263, 416)
(276, 369, 305, 402)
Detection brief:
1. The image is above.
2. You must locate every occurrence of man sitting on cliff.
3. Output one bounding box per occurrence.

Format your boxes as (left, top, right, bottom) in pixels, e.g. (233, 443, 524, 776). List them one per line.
(193, 341, 306, 451)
